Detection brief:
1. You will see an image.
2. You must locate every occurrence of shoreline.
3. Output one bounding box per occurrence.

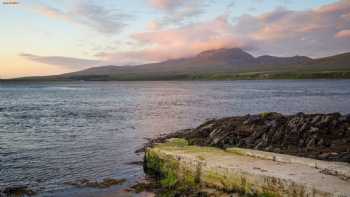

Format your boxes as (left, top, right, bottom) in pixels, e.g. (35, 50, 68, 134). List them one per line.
(141, 112, 350, 163)
(2, 112, 350, 196)
(2, 71, 350, 82)
(144, 138, 350, 196)
(140, 112, 350, 196)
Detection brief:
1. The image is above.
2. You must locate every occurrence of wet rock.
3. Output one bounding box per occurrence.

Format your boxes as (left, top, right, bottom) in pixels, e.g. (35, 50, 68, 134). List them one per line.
(306, 135, 317, 149)
(125, 161, 144, 166)
(318, 152, 333, 160)
(130, 181, 156, 193)
(64, 178, 126, 188)
(243, 114, 261, 125)
(316, 115, 333, 128)
(1, 186, 35, 197)
(338, 116, 347, 122)
(317, 138, 324, 146)
(339, 153, 350, 162)
(273, 147, 281, 153)
(311, 115, 321, 124)
(309, 126, 319, 133)
(265, 120, 278, 129)
(330, 139, 348, 147)
(345, 114, 350, 122)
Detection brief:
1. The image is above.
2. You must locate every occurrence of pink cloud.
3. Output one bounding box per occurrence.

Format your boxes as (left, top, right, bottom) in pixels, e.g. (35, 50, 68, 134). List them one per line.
(147, 20, 161, 31)
(251, 10, 328, 40)
(236, 0, 348, 42)
(99, 15, 245, 65)
(27, 1, 130, 34)
(149, 0, 184, 10)
(147, 0, 208, 27)
(23, 0, 350, 68)
(315, 0, 350, 14)
(335, 29, 350, 38)
(96, 0, 350, 65)
(30, 4, 69, 21)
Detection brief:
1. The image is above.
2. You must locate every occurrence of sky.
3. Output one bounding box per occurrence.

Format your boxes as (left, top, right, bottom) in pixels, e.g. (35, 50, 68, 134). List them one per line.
(1, 0, 350, 78)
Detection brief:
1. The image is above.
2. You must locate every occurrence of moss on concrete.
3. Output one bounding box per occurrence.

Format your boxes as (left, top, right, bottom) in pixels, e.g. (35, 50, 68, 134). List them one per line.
(144, 138, 283, 197)
(144, 140, 201, 192)
(201, 169, 258, 196)
(144, 138, 349, 197)
(225, 148, 247, 156)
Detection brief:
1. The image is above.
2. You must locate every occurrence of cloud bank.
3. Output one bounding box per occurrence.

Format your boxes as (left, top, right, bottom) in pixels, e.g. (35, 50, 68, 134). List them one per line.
(20, 53, 101, 69)
(99, 15, 244, 65)
(147, 0, 210, 27)
(24, 0, 350, 68)
(99, 0, 350, 64)
(234, 0, 350, 56)
(30, 1, 131, 34)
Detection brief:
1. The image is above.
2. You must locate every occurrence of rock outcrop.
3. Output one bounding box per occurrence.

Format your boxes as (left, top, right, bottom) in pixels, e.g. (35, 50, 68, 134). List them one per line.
(143, 113, 350, 162)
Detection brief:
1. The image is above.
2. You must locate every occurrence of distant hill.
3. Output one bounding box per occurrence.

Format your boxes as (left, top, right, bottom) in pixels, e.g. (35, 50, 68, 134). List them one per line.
(5, 48, 350, 81)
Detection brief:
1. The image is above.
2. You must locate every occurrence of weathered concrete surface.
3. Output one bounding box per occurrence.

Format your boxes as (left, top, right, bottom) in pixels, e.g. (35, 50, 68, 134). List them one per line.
(226, 147, 350, 181)
(145, 138, 350, 197)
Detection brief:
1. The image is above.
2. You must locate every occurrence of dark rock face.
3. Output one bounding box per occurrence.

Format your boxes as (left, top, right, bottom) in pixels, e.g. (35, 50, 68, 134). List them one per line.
(145, 113, 350, 163)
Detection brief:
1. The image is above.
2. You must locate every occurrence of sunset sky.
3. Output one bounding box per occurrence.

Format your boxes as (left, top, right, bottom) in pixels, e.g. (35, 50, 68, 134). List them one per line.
(1, 0, 350, 78)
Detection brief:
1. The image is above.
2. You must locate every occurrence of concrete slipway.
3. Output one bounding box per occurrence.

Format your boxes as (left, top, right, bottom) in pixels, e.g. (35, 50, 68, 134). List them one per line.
(144, 138, 350, 197)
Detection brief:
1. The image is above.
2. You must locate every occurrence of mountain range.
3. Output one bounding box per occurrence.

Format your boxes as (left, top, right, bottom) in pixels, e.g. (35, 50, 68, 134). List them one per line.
(7, 48, 350, 81)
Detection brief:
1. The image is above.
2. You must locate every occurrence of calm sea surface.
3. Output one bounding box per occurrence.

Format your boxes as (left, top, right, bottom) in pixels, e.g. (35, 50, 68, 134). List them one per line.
(1, 80, 350, 196)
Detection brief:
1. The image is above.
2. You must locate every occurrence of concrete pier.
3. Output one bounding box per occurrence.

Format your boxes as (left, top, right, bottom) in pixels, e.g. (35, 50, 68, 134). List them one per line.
(144, 138, 350, 197)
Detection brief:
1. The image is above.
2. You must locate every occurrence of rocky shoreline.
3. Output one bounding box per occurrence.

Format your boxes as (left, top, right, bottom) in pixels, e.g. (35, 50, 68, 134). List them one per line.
(139, 112, 350, 196)
(2, 112, 349, 197)
(141, 112, 350, 163)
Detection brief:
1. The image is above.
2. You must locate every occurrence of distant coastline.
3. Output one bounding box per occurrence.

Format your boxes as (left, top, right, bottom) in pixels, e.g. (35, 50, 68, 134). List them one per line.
(2, 70, 350, 82)
(2, 48, 350, 82)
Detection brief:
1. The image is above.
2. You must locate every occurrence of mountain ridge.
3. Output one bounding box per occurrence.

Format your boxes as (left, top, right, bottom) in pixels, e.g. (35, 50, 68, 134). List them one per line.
(65, 48, 316, 76)
(4, 48, 350, 81)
